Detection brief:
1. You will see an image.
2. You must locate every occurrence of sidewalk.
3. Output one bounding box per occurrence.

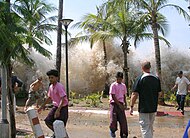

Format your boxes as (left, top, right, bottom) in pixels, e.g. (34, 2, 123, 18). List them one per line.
(0, 104, 189, 138)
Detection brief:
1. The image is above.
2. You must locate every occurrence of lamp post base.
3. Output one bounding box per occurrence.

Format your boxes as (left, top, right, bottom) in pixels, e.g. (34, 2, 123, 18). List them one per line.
(0, 119, 9, 138)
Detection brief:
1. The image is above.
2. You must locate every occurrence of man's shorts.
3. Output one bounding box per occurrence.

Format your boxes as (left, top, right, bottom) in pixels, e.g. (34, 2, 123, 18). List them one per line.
(28, 90, 40, 101)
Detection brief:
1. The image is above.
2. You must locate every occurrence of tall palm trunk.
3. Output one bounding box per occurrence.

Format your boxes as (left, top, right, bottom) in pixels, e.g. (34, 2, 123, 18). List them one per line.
(152, 25, 161, 78)
(122, 36, 129, 95)
(103, 40, 107, 72)
(102, 40, 109, 82)
(102, 40, 110, 96)
(152, 13, 165, 105)
(56, 0, 63, 81)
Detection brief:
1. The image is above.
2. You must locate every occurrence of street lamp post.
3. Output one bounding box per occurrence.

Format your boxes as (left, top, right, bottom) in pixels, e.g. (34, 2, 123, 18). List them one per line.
(60, 19, 73, 99)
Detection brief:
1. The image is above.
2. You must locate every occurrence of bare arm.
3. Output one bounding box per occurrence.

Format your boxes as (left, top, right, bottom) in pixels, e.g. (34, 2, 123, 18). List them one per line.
(188, 84, 190, 92)
(54, 96, 65, 118)
(158, 91, 162, 97)
(30, 80, 38, 88)
(171, 84, 178, 91)
(112, 94, 124, 110)
(130, 92, 139, 115)
(15, 77, 23, 87)
(57, 97, 64, 111)
(124, 94, 127, 108)
(38, 97, 51, 112)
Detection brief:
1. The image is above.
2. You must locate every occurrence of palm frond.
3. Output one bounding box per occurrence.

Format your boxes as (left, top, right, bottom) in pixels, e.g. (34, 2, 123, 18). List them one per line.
(159, 4, 190, 21)
(157, 35, 171, 47)
(31, 38, 52, 58)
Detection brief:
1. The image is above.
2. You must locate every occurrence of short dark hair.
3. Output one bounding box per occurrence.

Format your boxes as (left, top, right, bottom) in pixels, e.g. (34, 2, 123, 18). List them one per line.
(46, 69, 59, 77)
(142, 61, 151, 70)
(178, 71, 183, 75)
(116, 72, 123, 79)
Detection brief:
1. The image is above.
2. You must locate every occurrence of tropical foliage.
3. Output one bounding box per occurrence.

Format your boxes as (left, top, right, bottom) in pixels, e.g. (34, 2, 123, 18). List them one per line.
(128, 0, 190, 104)
(0, 0, 57, 137)
(73, 0, 182, 92)
(129, 0, 190, 78)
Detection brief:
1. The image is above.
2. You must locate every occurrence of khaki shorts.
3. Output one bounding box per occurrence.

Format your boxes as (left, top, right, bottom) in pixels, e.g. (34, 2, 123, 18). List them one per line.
(28, 90, 40, 101)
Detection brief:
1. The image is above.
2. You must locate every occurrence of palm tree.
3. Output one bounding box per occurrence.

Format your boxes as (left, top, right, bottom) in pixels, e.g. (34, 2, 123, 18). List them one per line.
(130, 0, 190, 104)
(72, 6, 113, 93)
(13, 0, 57, 57)
(0, 1, 27, 137)
(99, 0, 150, 93)
(0, 0, 57, 137)
(56, 0, 64, 80)
(132, 0, 190, 77)
(93, 0, 171, 94)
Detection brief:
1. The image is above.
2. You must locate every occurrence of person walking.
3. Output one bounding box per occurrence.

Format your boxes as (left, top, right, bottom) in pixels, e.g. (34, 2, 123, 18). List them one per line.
(38, 69, 69, 138)
(130, 61, 161, 138)
(171, 71, 190, 114)
(109, 72, 128, 138)
(24, 76, 44, 111)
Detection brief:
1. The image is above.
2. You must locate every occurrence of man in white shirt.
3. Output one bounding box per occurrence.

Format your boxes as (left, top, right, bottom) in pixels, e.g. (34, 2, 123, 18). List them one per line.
(171, 71, 190, 114)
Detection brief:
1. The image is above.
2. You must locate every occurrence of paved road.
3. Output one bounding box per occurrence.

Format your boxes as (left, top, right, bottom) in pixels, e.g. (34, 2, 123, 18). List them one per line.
(1, 104, 190, 138)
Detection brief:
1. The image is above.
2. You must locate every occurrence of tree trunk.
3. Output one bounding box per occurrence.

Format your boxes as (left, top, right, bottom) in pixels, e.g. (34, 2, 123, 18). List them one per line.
(103, 40, 108, 72)
(56, 0, 63, 81)
(122, 37, 129, 96)
(102, 40, 109, 96)
(5, 0, 17, 137)
(152, 18, 165, 105)
(7, 64, 17, 138)
(152, 25, 161, 78)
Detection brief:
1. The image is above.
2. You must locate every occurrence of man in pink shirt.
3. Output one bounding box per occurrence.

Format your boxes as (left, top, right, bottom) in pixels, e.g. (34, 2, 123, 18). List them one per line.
(109, 72, 128, 138)
(38, 69, 68, 137)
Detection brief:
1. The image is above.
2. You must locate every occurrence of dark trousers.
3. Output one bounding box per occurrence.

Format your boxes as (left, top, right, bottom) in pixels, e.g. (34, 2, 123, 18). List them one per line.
(176, 94, 186, 111)
(110, 103, 128, 138)
(44, 105, 68, 128)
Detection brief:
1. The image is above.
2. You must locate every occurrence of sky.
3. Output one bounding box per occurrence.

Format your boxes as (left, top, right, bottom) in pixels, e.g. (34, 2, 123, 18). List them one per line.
(46, 0, 190, 57)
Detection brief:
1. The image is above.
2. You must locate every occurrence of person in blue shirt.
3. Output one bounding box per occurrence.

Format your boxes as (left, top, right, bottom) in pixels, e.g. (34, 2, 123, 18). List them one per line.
(0, 75, 23, 111)
(183, 120, 190, 138)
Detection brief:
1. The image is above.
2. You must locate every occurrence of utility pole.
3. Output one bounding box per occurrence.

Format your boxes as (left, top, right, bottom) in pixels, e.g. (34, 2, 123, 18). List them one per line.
(0, 63, 9, 138)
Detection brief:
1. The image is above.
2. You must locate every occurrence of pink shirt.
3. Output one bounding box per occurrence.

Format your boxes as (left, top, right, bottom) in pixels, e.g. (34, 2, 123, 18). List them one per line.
(48, 82, 68, 107)
(109, 82, 127, 103)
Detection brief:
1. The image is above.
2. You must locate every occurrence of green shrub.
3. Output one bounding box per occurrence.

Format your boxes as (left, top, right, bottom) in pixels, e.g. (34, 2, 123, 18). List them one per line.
(73, 99, 79, 104)
(186, 94, 190, 106)
(85, 92, 102, 107)
(163, 91, 177, 107)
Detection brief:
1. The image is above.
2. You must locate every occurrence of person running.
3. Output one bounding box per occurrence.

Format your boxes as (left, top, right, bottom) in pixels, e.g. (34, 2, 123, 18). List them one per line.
(24, 76, 44, 111)
(130, 61, 161, 138)
(171, 71, 190, 114)
(109, 72, 128, 138)
(38, 69, 69, 138)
